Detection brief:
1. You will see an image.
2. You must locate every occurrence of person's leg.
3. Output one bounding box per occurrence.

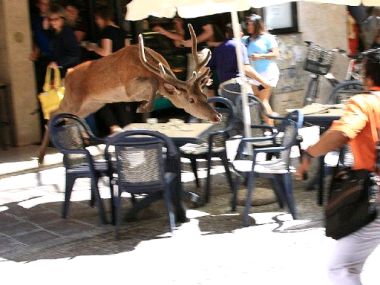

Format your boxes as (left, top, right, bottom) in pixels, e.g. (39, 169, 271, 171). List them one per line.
(328, 216, 380, 285)
(252, 85, 274, 126)
(113, 102, 132, 127)
(95, 104, 120, 136)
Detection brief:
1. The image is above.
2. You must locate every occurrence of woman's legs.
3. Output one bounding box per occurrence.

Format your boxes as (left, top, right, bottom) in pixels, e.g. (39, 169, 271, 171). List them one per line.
(328, 215, 380, 285)
(252, 85, 274, 125)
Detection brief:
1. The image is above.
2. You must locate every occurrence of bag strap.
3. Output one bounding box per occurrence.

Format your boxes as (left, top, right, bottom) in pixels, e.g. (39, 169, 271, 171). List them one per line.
(42, 67, 52, 92)
(42, 66, 62, 92)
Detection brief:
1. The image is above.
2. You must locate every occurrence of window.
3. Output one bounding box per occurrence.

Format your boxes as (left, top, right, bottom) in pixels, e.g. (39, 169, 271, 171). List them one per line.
(263, 2, 298, 34)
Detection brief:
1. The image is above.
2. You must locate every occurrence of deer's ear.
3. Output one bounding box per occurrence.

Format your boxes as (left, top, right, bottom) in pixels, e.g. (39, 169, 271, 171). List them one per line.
(163, 83, 179, 95)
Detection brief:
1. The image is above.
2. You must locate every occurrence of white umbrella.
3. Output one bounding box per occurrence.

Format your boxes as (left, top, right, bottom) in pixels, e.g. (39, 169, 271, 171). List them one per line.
(126, 0, 380, 139)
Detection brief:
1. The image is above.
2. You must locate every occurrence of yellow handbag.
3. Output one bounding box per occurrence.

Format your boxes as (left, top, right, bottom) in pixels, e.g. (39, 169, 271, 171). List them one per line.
(38, 66, 65, 120)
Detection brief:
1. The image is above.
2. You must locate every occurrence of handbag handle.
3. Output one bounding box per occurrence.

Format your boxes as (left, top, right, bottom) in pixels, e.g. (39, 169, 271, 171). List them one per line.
(43, 66, 62, 92)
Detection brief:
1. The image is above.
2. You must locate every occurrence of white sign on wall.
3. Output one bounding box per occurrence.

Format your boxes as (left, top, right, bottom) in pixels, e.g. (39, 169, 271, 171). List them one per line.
(264, 3, 294, 31)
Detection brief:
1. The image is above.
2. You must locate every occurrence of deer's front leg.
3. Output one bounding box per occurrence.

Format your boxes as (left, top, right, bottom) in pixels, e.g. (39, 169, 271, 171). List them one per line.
(126, 77, 158, 114)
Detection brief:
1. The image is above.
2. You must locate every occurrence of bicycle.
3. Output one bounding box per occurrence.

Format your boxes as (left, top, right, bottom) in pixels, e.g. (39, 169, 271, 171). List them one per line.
(303, 41, 364, 106)
(327, 48, 380, 104)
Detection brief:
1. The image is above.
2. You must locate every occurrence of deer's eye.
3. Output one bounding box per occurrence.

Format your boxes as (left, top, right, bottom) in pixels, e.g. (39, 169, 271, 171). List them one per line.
(188, 98, 195, 104)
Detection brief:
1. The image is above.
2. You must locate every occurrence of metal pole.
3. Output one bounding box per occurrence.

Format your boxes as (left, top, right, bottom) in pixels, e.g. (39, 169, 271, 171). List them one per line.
(230, 10, 252, 140)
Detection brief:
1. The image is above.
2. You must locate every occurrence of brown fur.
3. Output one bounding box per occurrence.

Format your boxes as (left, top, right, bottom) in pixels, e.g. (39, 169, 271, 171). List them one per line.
(38, 44, 220, 164)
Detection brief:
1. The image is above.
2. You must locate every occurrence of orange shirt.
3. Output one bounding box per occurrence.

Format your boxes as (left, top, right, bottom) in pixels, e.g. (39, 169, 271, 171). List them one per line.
(330, 93, 380, 171)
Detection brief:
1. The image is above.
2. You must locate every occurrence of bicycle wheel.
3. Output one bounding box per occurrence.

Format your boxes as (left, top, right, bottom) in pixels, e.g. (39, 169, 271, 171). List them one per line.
(327, 80, 364, 104)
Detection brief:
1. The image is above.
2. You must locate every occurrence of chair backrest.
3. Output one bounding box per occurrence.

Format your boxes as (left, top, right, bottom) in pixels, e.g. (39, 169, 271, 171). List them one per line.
(199, 97, 236, 146)
(327, 81, 364, 104)
(49, 113, 95, 168)
(235, 95, 266, 137)
(105, 130, 179, 193)
(277, 110, 304, 164)
(218, 79, 241, 106)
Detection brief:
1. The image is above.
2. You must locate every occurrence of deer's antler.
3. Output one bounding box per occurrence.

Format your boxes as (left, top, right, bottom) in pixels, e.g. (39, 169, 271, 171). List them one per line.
(138, 25, 212, 89)
(138, 34, 186, 88)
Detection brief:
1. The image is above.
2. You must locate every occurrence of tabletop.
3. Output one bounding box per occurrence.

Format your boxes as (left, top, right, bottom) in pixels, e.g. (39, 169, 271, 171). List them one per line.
(288, 104, 344, 127)
(124, 122, 214, 145)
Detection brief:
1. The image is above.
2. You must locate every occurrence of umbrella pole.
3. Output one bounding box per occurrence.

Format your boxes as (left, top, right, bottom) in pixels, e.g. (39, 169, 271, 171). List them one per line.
(230, 11, 252, 141)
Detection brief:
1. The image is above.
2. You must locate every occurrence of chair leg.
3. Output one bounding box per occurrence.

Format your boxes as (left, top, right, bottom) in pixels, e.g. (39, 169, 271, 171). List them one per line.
(270, 176, 285, 209)
(189, 157, 200, 188)
(62, 174, 76, 219)
(243, 173, 256, 227)
(91, 176, 107, 224)
(282, 173, 297, 219)
(298, 143, 303, 163)
(131, 194, 137, 205)
(90, 189, 95, 207)
(221, 152, 233, 192)
(231, 173, 241, 212)
(204, 154, 213, 204)
(109, 182, 116, 225)
(163, 187, 176, 233)
(115, 192, 122, 239)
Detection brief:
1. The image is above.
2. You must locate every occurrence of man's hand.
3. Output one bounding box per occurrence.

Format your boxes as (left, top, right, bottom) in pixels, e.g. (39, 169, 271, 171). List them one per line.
(296, 156, 312, 181)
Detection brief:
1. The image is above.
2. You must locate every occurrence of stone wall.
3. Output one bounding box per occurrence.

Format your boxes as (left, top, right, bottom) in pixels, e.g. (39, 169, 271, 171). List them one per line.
(271, 3, 349, 114)
(0, 0, 40, 145)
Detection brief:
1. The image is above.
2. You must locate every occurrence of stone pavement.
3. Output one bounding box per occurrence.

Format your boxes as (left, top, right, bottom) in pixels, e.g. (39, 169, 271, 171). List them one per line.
(0, 155, 379, 284)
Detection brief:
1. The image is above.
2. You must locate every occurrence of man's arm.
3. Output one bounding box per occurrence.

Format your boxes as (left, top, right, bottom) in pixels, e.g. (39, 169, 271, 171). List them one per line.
(182, 24, 213, 47)
(153, 25, 184, 42)
(296, 130, 348, 180)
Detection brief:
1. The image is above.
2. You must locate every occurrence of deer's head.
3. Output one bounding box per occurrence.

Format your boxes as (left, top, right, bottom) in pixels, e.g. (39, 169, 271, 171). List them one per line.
(138, 24, 221, 123)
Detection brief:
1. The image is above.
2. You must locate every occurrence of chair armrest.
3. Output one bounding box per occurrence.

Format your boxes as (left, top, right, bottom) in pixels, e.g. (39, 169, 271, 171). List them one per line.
(250, 125, 277, 132)
(241, 136, 276, 143)
(87, 137, 105, 146)
(253, 146, 286, 154)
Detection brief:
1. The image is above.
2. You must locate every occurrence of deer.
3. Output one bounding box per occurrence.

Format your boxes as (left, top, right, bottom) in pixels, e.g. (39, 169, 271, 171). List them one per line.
(37, 24, 221, 164)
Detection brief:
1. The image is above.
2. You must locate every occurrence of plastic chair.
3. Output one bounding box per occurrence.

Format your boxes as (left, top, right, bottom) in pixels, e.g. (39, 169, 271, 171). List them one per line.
(105, 130, 178, 237)
(49, 113, 108, 224)
(236, 95, 303, 160)
(230, 110, 304, 226)
(180, 97, 237, 204)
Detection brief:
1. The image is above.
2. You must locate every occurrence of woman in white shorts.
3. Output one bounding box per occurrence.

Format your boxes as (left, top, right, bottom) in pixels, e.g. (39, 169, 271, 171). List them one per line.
(245, 14, 280, 125)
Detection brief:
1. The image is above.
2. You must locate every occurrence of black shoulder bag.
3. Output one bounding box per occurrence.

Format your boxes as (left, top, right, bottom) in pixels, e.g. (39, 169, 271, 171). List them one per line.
(325, 96, 380, 240)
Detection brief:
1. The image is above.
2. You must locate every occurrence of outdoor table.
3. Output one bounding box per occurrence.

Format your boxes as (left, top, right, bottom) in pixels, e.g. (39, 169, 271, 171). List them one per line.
(124, 122, 214, 146)
(301, 106, 344, 206)
(120, 122, 215, 222)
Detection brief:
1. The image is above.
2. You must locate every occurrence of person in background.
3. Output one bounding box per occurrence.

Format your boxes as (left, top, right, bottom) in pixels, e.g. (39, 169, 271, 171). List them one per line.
(152, 16, 214, 80)
(245, 14, 280, 125)
(86, 6, 137, 136)
(372, 29, 380, 49)
(207, 24, 270, 105)
(62, 0, 87, 42)
(361, 7, 380, 50)
(86, 6, 129, 57)
(30, 0, 51, 92)
(47, 4, 81, 77)
(296, 50, 380, 285)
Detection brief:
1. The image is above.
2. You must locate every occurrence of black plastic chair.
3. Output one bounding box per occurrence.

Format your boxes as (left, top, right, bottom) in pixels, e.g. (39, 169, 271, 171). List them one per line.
(49, 113, 108, 224)
(105, 130, 177, 237)
(180, 97, 237, 204)
(230, 110, 304, 226)
(236, 95, 303, 160)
